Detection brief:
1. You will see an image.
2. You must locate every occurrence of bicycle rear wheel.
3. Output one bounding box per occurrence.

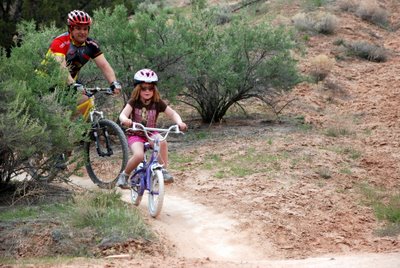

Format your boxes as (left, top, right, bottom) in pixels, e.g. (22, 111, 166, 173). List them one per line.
(148, 169, 164, 218)
(84, 119, 129, 189)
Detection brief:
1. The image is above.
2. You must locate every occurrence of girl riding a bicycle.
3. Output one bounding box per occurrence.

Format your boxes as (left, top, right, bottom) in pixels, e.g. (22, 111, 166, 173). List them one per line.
(117, 68, 188, 189)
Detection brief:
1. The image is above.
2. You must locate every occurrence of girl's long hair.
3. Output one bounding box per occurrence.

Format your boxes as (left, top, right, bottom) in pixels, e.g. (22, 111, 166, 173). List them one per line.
(130, 83, 161, 102)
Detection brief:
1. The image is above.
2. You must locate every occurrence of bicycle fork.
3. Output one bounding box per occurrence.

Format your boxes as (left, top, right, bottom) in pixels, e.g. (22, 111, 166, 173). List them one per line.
(92, 121, 113, 157)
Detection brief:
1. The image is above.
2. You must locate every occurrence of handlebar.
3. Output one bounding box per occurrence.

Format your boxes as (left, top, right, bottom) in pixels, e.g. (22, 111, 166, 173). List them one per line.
(84, 87, 114, 96)
(126, 122, 183, 142)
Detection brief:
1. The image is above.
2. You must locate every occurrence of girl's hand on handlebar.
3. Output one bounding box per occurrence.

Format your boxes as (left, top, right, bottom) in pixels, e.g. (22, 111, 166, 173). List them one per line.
(178, 122, 188, 132)
(121, 119, 133, 127)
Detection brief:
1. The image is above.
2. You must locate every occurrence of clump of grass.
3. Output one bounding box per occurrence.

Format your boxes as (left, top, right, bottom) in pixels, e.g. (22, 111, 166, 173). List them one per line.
(309, 54, 335, 82)
(313, 12, 339, 34)
(324, 126, 353, 137)
(0, 203, 69, 221)
(346, 41, 388, 62)
(185, 130, 210, 141)
(316, 167, 331, 179)
(302, 0, 330, 10)
(214, 6, 232, 25)
(321, 78, 348, 101)
(360, 183, 400, 235)
(0, 191, 154, 258)
(337, 0, 358, 12)
(343, 147, 361, 159)
(375, 195, 400, 223)
(71, 191, 153, 240)
(338, 0, 389, 28)
(355, 0, 389, 27)
(292, 12, 339, 35)
(294, 115, 313, 131)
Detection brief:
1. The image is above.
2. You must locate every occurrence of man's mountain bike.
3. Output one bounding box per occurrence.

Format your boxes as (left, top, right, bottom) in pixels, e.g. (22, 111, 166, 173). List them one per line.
(26, 87, 129, 189)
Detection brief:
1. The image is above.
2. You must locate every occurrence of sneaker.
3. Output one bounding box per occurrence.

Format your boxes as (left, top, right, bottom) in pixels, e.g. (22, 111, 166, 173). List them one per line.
(117, 172, 130, 189)
(162, 169, 174, 184)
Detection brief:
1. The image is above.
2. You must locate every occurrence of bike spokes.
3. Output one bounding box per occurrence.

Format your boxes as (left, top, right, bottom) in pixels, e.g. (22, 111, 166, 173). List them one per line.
(85, 119, 129, 189)
(148, 169, 164, 218)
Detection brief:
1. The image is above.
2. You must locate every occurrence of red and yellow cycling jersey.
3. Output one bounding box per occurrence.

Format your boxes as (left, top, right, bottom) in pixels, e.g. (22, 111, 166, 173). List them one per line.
(47, 32, 103, 79)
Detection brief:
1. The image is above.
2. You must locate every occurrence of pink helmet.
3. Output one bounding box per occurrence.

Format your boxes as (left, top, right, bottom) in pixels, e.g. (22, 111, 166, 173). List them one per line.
(134, 69, 158, 86)
(67, 10, 92, 27)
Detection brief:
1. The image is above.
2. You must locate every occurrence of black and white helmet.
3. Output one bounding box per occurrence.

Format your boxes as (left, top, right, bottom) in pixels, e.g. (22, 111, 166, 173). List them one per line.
(134, 68, 158, 86)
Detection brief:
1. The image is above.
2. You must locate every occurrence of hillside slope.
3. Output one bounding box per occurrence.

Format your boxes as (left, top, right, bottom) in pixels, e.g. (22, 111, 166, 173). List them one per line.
(167, 0, 400, 260)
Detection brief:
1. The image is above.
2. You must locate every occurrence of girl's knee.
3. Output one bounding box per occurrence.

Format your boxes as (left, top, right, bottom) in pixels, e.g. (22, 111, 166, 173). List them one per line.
(133, 153, 144, 159)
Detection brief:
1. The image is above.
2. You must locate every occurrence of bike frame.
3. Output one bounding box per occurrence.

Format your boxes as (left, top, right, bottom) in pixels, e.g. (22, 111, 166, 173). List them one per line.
(133, 140, 164, 195)
(128, 124, 181, 190)
(77, 87, 114, 157)
(76, 87, 112, 122)
(127, 123, 182, 217)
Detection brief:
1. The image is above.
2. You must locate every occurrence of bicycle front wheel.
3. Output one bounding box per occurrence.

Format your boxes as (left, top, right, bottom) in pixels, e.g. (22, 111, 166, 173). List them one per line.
(84, 119, 129, 189)
(130, 173, 145, 206)
(148, 169, 165, 218)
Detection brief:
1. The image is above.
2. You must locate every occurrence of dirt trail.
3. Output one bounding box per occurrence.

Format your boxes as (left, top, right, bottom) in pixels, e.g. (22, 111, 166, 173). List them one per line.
(69, 175, 400, 267)
(121, 191, 268, 261)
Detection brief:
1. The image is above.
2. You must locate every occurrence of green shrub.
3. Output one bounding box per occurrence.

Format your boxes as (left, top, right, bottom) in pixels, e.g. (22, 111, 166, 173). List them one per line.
(360, 184, 400, 234)
(0, 21, 86, 184)
(72, 191, 153, 239)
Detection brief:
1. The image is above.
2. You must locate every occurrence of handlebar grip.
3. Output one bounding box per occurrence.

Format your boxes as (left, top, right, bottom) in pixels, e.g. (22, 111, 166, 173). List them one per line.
(173, 125, 180, 134)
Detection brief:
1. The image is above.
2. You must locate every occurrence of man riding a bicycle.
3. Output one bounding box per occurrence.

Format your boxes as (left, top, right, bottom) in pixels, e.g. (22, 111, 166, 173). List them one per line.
(46, 10, 122, 101)
(43, 10, 122, 168)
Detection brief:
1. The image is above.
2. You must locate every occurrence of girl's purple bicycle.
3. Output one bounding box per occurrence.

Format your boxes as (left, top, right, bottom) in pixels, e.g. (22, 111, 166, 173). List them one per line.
(126, 122, 182, 218)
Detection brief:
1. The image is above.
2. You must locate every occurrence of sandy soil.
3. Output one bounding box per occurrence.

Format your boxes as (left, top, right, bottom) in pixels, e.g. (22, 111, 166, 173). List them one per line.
(104, 1, 400, 266)
(66, 175, 399, 268)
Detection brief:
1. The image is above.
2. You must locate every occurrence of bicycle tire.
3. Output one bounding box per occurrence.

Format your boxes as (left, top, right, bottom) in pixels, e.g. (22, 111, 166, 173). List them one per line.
(84, 119, 129, 189)
(148, 169, 164, 218)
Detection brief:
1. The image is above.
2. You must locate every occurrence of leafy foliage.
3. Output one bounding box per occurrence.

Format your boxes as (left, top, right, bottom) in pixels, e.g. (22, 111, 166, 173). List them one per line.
(0, 21, 87, 183)
(176, 9, 301, 122)
(1, 3, 301, 184)
(0, 0, 139, 55)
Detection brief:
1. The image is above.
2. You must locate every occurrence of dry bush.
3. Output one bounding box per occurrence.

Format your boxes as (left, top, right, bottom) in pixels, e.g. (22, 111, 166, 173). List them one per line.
(292, 12, 338, 34)
(314, 12, 339, 34)
(355, 0, 389, 27)
(309, 54, 335, 82)
(347, 41, 388, 62)
(292, 12, 315, 32)
(337, 0, 358, 12)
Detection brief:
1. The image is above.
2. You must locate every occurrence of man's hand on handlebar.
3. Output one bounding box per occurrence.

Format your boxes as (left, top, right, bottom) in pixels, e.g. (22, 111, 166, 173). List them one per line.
(110, 81, 122, 95)
(70, 82, 85, 93)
